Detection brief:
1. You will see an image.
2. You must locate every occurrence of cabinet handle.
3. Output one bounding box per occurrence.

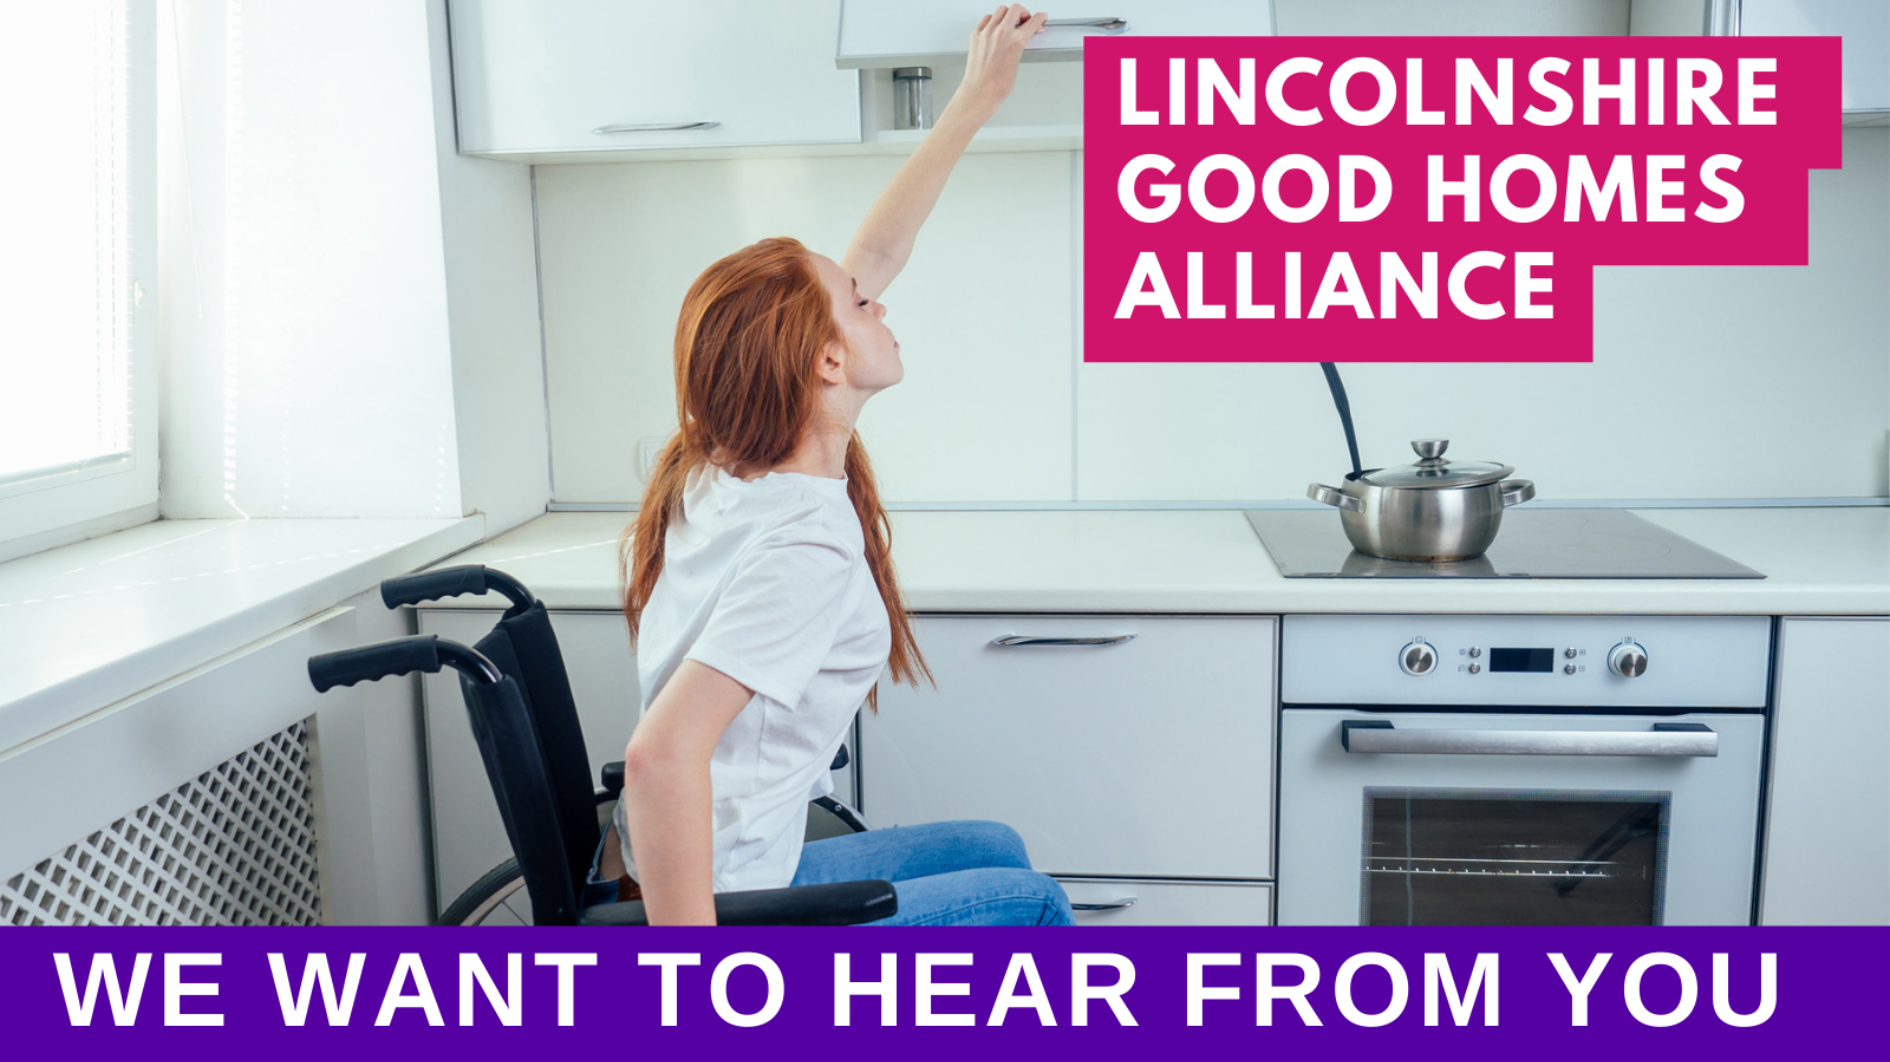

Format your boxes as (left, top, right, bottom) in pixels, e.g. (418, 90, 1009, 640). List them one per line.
(1340, 720, 1719, 758)
(990, 634, 1136, 647)
(1072, 897, 1138, 911)
(593, 121, 720, 134)
(1043, 16, 1128, 32)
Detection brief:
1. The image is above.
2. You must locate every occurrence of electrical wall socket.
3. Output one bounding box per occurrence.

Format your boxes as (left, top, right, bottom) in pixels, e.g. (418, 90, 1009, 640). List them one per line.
(637, 436, 666, 483)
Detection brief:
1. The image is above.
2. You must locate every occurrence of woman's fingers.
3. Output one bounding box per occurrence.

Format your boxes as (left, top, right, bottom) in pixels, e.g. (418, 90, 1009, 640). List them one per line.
(1012, 10, 1048, 44)
(975, 5, 1034, 49)
(972, 5, 1007, 46)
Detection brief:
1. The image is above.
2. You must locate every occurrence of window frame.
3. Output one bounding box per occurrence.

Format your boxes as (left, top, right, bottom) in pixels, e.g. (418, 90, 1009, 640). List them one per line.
(0, 0, 159, 563)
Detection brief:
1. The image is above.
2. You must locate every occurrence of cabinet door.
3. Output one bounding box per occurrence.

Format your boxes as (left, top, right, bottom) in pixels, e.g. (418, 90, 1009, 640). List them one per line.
(1760, 617, 1890, 925)
(838, 0, 1274, 68)
(860, 614, 1277, 878)
(417, 608, 640, 911)
(451, 0, 860, 155)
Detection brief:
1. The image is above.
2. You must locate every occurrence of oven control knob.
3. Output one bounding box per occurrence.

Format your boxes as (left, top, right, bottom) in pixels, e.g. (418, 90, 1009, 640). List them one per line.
(1608, 641, 1649, 678)
(1399, 640, 1437, 676)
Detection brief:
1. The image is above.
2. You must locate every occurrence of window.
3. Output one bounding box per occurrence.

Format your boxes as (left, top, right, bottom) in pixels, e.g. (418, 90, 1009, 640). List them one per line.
(0, 0, 156, 560)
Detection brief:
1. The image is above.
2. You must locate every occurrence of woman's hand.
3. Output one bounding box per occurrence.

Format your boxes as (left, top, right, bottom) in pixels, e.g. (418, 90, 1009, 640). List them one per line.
(954, 5, 1049, 123)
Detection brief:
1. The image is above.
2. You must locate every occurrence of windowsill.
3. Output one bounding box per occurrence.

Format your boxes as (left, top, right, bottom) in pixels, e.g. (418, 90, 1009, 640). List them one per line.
(0, 515, 485, 757)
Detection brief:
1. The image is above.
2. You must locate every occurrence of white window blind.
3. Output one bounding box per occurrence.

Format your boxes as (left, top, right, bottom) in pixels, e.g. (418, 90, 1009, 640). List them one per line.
(0, 2, 134, 488)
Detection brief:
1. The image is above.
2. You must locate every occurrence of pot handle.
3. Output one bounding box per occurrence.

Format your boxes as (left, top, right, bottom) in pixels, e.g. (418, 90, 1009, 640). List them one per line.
(1308, 483, 1362, 512)
(1500, 479, 1536, 507)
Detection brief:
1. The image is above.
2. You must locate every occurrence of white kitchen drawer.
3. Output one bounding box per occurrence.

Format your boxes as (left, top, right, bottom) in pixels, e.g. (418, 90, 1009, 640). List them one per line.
(861, 614, 1277, 879)
(450, 0, 860, 156)
(837, 0, 1274, 69)
(416, 608, 641, 910)
(1061, 878, 1272, 925)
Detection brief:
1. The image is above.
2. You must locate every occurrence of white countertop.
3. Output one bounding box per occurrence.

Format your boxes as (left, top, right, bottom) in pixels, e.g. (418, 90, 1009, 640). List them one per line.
(0, 516, 483, 755)
(413, 506, 1890, 616)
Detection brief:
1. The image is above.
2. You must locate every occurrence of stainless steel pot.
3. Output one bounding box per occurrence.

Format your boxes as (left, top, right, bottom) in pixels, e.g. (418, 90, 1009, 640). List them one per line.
(1308, 439, 1536, 561)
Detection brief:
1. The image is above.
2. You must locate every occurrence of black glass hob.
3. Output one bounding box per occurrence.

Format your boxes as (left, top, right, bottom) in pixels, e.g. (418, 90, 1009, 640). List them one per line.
(1245, 508, 1764, 579)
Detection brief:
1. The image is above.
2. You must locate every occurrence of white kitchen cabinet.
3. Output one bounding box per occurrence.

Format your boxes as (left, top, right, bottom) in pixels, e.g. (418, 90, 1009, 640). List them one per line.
(838, 0, 1274, 69)
(1760, 617, 1890, 925)
(416, 608, 641, 910)
(1741, 0, 1890, 118)
(448, 0, 861, 157)
(1061, 878, 1273, 925)
(860, 614, 1277, 882)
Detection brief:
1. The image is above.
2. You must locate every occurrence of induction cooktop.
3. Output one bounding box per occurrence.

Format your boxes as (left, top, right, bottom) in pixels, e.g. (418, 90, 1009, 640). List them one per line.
(1245, 508, 1765, 579)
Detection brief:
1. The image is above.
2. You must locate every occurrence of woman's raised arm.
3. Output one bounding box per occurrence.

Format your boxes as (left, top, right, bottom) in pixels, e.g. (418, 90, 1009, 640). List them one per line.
(842, 4, 1048, 299)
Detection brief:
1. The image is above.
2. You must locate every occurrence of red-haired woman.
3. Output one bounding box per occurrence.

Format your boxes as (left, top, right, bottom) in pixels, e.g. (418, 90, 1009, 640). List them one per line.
(591, 6, 1073, 926)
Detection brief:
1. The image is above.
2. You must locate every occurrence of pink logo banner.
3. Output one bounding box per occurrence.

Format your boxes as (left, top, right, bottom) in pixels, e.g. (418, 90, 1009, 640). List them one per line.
(1082, 37, 1843, 362)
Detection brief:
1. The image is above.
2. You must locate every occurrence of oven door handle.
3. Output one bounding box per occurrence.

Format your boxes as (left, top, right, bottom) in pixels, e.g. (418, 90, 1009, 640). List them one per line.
(1340, 720, 1719, 757)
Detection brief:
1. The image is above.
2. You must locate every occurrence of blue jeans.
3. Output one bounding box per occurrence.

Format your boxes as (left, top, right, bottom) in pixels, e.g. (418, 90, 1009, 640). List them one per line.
(792, 820, 1074, 926)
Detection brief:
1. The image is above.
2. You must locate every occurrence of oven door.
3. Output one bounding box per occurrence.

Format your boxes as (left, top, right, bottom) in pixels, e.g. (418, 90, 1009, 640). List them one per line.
(1276, 709, 1766, 926)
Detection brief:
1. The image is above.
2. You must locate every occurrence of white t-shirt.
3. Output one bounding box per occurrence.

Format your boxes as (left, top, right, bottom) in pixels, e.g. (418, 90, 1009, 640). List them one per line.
(614, 463, 890, 893)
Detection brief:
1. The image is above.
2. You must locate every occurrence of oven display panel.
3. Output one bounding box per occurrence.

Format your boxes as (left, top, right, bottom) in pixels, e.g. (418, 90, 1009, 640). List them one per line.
(1489, 648, 1554, 673)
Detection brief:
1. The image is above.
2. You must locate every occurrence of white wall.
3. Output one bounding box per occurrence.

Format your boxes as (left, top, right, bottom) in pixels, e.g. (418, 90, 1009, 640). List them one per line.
(426, 0, 551, 536)
(1078, 129, 1890, 502)
(535, 151, 1076, 503)
(158, 0, 548, 528)
(535, 127, 1888, 505)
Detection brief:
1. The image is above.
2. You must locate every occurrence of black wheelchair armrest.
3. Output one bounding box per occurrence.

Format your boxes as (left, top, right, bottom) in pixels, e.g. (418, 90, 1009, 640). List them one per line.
(578, 878, 897, 927)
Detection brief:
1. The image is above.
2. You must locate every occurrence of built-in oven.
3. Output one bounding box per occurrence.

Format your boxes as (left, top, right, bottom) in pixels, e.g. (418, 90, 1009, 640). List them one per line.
(1276, 615, 1771, 926)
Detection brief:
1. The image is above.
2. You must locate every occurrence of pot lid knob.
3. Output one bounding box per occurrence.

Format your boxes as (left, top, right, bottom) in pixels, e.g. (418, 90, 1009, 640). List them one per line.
(1411, 438, 1449, 460)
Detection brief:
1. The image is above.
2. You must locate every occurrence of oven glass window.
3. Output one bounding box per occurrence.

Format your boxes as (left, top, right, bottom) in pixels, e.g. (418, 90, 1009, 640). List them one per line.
(1362, 789, 1670, 926)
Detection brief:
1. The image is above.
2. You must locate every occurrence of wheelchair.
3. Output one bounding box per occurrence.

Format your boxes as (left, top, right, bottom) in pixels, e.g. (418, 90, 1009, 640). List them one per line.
(307, 565, 894, 927)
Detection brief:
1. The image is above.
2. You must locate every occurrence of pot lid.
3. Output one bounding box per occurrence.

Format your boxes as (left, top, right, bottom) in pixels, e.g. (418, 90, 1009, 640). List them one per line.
(1358, 439, 1513, 489)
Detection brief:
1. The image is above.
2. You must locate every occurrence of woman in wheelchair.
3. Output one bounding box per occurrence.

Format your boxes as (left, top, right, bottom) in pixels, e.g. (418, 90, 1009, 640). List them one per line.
(588, 5, 1073, 926)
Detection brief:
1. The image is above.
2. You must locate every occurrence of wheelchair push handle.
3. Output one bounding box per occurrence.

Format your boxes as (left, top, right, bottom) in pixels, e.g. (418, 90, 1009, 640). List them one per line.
(380, 565, 537, 612)
(380, 566, 487, 608)
(308, 635, 503, 692)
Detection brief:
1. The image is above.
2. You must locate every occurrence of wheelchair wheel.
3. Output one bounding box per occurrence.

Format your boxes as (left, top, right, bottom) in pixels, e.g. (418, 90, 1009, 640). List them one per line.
(437, 858, 534, 926)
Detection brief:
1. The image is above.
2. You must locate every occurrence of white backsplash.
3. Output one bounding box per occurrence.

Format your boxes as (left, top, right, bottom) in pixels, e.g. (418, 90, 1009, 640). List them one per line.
(535, 128, 1889, 505)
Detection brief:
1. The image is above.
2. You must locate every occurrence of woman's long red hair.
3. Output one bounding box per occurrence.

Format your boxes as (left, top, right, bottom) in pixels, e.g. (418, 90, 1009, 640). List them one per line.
(621, 237, 929, 707)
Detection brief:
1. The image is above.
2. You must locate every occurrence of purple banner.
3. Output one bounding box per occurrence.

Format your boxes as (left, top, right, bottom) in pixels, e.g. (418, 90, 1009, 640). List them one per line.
(4, 927, 1879, 1058)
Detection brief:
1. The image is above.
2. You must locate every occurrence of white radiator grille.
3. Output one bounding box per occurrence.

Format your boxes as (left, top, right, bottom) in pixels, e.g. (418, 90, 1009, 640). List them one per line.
(1, 720, 322, 926)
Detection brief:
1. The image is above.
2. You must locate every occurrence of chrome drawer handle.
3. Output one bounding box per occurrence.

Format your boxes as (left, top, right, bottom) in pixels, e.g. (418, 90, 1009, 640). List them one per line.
(593, 121, 720, 134)
(1044, 16, 1128, 32)
(1340, 721, 1718, 758)
(1071, 897, 1138, 911)
(990, 635, 1136, 647)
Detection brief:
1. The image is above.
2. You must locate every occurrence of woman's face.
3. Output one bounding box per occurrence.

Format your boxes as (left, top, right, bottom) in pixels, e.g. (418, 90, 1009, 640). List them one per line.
(812, 253, 902, 395)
